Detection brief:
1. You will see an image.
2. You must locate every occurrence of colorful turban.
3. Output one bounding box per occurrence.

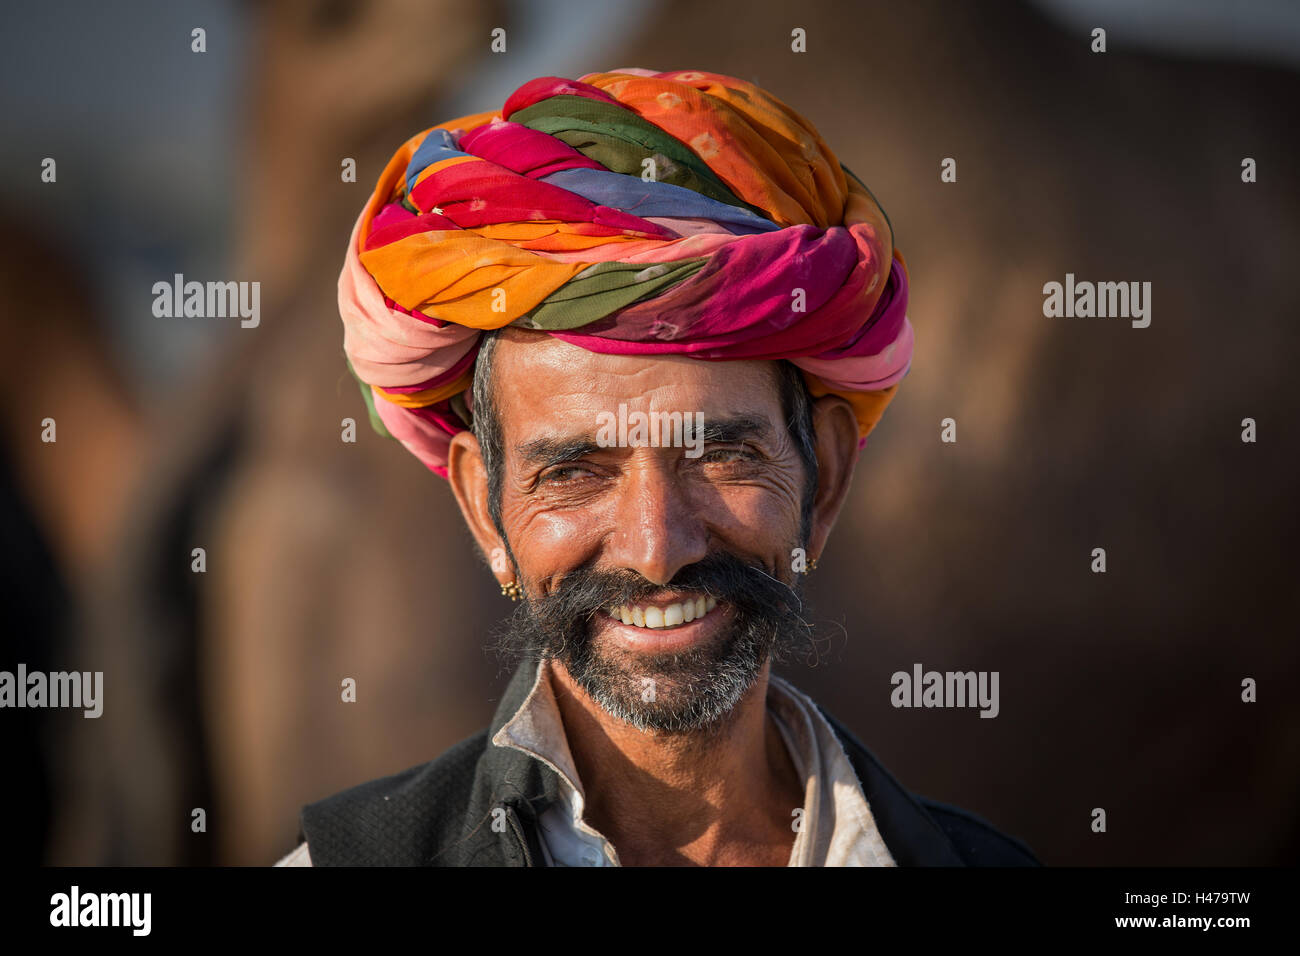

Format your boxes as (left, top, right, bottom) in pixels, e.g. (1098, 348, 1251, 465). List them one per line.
(339, 68, 913, 478)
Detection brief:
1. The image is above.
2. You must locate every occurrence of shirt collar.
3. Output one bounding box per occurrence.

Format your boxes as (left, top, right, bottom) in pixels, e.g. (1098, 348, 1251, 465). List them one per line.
(491, 655, 897, 866)
(492, 656, 586, 801)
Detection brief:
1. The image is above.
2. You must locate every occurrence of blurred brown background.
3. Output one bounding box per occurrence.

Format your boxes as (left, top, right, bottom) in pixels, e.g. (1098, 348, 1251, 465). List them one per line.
(2, 0, 1296, 867)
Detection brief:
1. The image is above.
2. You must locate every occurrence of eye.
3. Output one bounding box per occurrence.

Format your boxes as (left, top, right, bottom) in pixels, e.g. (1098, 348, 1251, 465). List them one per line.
(699, 446, 756, 464)
(539, 464, 593, 484)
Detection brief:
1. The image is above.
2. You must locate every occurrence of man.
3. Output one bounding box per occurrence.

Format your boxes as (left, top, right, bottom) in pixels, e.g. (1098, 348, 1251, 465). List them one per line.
(276, 68, 1037, 867)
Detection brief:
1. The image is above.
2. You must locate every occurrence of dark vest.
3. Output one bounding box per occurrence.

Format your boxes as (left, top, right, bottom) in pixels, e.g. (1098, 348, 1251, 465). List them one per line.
(299, 657, 1040, 866)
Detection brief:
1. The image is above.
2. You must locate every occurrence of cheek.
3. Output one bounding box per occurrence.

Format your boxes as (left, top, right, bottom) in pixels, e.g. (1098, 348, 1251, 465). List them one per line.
(711, 488, 802, 547)
(533, 512, 599, 552)
(691, 474, 804, 541)
(504, 501, 607, 569)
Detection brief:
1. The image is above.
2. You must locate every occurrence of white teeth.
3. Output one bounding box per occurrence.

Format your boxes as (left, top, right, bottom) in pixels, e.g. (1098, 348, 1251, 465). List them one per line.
(607, 597, 720, 630)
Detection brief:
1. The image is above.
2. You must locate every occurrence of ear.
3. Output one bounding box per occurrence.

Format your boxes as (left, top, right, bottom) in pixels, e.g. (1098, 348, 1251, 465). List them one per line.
(447, 429, 513, 583)
(805, 394, 861, 561)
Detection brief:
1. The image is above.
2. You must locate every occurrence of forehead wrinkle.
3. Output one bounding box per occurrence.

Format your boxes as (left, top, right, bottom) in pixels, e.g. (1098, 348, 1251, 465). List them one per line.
(499, 331, 776, 391)
(493, 336, 791, 450)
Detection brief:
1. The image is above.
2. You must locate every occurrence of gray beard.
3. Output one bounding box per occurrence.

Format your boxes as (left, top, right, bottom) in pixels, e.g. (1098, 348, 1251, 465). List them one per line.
(490, 553, 817, 734)
(560, 611, 776, 734)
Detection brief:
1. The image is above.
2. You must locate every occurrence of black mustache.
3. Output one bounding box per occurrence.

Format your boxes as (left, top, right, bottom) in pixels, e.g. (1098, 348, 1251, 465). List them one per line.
(527, 551, 803, 628)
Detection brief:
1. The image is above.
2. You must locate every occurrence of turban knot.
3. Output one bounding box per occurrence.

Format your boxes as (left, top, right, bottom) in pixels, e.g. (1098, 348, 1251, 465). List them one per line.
(339, 68, 913, 477)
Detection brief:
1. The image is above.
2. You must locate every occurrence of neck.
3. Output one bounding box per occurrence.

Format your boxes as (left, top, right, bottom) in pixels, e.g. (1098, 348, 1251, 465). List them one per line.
(548, 657, 804, 866)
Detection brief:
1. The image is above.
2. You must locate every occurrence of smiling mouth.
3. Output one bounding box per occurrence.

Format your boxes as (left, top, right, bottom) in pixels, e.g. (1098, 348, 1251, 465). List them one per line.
(605, 596, 720, 629)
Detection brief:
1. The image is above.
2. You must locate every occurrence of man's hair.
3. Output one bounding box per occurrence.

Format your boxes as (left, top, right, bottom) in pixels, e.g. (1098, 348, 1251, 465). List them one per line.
(469, 329, 820, 551)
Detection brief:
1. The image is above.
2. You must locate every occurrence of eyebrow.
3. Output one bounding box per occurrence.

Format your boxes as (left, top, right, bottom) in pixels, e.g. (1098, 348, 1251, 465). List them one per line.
(515, 414, 774, 471)
(516, 437, 606, 472)
(698, 415, 771, 445)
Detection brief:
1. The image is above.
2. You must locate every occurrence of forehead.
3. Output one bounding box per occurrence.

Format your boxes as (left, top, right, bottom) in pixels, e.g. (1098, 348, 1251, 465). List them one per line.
(488, 329, 784, 435)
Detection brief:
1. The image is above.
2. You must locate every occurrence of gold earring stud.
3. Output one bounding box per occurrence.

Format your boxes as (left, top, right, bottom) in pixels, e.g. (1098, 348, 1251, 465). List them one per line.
(809, 557, 819, 571)
(500, 580, 522, 601)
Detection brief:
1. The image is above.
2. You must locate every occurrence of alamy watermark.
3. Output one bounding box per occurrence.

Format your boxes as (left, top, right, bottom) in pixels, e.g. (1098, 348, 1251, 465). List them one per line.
(595, 404, 705, 458)
(0, 664, 102, 718)
(1043, 273, 1151, 328)
(152, 273, 260, 328)
(891, 663, 999, 718)
(50, 886, 150, 936)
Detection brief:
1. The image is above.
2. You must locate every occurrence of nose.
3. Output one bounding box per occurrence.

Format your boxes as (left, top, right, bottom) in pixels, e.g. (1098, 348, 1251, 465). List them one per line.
(604, 458, 709, 587)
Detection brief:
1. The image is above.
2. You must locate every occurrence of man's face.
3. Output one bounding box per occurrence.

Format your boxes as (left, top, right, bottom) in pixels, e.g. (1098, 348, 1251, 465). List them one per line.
(484, 331, 815, 733)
